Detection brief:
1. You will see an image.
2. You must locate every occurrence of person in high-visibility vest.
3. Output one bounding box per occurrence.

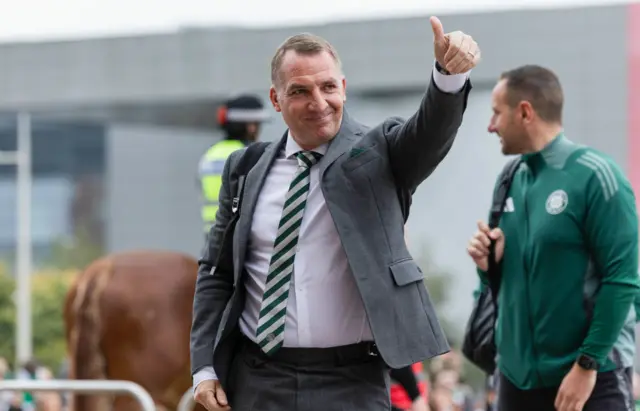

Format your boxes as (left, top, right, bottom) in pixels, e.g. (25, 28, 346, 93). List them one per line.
(198, 94, 269, 233)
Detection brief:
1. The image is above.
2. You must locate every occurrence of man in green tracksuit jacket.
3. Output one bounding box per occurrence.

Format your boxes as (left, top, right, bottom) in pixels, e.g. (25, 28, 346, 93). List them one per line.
(467, 64, 640, 411)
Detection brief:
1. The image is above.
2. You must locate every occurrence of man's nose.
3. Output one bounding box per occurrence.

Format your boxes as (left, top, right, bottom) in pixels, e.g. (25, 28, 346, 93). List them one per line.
(308, 89, 328, 111)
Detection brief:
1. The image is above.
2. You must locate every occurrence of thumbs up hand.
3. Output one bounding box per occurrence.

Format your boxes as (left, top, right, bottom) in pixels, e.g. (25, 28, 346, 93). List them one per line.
(430, 16, 481, 75)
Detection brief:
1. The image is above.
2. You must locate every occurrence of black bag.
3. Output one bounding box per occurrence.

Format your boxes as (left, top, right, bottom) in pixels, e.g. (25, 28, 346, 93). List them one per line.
(209, 142, 270, 276)
(461, 157, 521, 375)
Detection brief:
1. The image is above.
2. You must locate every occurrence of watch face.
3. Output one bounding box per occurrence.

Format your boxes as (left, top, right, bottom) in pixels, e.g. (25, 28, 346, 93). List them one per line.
(578, 355, 596, 370)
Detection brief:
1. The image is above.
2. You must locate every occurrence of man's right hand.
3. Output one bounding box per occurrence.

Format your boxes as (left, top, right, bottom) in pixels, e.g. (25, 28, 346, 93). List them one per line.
(410, 396, 430, 411)
(194, 380, 230, 411)
(467, 220, 504, 271)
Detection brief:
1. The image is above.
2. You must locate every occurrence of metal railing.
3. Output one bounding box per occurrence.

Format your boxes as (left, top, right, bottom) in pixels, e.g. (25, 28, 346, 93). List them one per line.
(0, 379, 156, 411)
(178, 386, 195, 411)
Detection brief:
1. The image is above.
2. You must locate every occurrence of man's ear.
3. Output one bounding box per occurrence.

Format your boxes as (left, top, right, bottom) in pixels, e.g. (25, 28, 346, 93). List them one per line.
(270, 86, 281, 112)
(342, 77, 347, 102)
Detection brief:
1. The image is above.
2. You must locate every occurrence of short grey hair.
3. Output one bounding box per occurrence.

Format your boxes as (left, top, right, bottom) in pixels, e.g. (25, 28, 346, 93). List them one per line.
(270, 33, 342, 87)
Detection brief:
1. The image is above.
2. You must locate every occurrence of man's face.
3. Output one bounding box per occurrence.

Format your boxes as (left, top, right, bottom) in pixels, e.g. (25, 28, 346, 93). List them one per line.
(488, 79, 527, 155)
(270, 50, 346, 149)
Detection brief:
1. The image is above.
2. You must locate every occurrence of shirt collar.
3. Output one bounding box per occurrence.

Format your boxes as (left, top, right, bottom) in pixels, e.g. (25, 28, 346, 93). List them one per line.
(285, 131, 328, 159)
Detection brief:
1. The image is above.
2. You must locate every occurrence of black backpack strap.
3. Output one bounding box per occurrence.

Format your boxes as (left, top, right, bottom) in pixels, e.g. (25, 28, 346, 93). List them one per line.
(209, 141, 270, 280)
(231, 141, 270, 214)
(486, 156, 522, 297)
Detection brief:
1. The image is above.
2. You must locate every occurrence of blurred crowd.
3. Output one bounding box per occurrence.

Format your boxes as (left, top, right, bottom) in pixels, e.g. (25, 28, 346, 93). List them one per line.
(425, 349, 477, 411)
(0, 357, 63, 411)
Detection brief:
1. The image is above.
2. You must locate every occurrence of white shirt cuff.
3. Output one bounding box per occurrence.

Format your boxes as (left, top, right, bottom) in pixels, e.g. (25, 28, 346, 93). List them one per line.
(193, 367, 218, 394)
(431, 61, 470, 94)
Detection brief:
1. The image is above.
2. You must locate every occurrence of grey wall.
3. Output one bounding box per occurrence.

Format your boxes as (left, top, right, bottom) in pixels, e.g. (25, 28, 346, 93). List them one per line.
(105, 124, 217, 256)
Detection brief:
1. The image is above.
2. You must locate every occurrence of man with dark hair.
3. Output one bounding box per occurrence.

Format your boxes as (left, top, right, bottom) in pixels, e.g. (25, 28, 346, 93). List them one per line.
(467, 64, 639, 411)
(499, 65, 563, 124)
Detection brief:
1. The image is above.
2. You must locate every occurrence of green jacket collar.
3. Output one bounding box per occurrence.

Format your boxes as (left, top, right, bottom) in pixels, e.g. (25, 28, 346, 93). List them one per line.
(522, 132, 574, 170)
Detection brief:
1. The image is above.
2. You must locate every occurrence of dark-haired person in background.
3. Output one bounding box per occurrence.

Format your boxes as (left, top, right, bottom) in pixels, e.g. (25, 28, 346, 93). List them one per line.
(467, 65, 639, 411)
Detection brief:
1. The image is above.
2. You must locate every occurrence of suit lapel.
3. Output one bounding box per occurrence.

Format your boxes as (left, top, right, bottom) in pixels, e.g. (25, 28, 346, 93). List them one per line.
(233, 133, 287, 282)
(318, 110, 361, 177)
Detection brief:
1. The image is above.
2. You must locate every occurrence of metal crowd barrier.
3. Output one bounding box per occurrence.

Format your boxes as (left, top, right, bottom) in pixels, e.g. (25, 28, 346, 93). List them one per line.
(0, 379, 156, 411)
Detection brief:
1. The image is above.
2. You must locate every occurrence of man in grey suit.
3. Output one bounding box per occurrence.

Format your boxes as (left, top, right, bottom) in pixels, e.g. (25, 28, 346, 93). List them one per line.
(191, 16, 481, 411)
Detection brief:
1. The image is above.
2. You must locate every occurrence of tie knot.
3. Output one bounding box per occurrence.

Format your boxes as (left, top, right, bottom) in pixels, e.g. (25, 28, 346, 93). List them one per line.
(295, 151, 323, 168)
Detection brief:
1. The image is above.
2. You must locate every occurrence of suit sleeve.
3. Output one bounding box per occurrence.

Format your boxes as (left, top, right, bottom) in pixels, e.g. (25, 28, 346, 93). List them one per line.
(578, 156, 640, 366)
(383, 62, 472, 193)
(190, 150, 240, 376)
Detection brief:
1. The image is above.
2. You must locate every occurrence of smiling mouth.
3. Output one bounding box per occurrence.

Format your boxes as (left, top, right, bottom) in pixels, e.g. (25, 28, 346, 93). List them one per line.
(306, 112, 332, 122)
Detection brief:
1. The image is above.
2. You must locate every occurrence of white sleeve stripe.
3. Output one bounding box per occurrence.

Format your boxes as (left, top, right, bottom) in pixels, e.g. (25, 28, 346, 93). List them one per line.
(580, 155, 616, 194)
(576, 156, 617, 201)
(583, 152, 619, 192)
(576, 158, 611, 200)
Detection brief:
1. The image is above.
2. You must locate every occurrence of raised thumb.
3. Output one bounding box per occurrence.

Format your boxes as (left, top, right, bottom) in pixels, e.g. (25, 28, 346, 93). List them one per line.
(430, 16, 445, 42)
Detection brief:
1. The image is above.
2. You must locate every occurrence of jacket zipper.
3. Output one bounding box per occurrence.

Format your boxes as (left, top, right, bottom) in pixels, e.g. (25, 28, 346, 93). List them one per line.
(521, 169, 543, 384)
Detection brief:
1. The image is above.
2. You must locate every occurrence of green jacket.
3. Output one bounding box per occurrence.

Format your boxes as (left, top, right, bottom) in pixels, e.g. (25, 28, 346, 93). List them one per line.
(478, 133, 640, 390)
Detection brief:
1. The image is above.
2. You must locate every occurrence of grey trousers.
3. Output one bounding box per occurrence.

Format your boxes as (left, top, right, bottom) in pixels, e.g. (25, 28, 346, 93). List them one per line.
(226, 336, 391, 411)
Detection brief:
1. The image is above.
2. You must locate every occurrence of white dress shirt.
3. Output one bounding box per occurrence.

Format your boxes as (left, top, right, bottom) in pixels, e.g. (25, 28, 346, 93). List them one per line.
(193, 61, 469, 388)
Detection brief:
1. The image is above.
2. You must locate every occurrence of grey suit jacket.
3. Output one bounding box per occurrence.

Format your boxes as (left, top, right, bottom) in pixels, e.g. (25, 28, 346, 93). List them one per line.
(190, 74, 472, 393)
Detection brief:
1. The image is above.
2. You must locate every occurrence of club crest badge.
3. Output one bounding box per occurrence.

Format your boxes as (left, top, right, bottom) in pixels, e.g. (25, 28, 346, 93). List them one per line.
(546, 189, 568, 215)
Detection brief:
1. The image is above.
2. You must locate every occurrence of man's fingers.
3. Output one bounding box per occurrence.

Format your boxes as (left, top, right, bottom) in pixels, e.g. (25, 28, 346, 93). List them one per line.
(215, 384, 228, 407)
(473, 48, 482, 65)
(471, 235, 490, 250)
(468, 236, 490, 256)
(202, 390, 220, 411)
(443, 32, 460, 63)
(467, 246, 486, 260)
(444, 34, 480, 73)
(489, 228, 504, 241)
(444, 35, 469, 72)
(195, 387, 230, 411)
(477, 220, 491, 234)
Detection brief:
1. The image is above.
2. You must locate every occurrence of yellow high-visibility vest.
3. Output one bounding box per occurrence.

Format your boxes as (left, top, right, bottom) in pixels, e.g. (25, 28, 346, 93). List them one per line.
(198, 139, 246, 232)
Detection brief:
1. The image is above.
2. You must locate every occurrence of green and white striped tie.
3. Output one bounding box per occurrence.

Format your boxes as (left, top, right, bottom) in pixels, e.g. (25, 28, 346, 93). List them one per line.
(256, 150, 323, 355)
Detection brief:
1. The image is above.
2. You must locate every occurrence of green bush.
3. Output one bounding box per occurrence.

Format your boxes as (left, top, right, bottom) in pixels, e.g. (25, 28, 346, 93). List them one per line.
(0, 265, 16, 365)
(0, 265, 77, 371)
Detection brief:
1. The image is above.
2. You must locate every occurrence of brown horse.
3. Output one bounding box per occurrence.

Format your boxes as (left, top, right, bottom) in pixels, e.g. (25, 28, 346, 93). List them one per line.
(63, 249, 207, 411)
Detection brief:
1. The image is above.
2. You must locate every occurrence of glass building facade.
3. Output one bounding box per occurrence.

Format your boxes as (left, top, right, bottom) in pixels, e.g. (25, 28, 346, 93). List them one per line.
(0, 116, 106, 266)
